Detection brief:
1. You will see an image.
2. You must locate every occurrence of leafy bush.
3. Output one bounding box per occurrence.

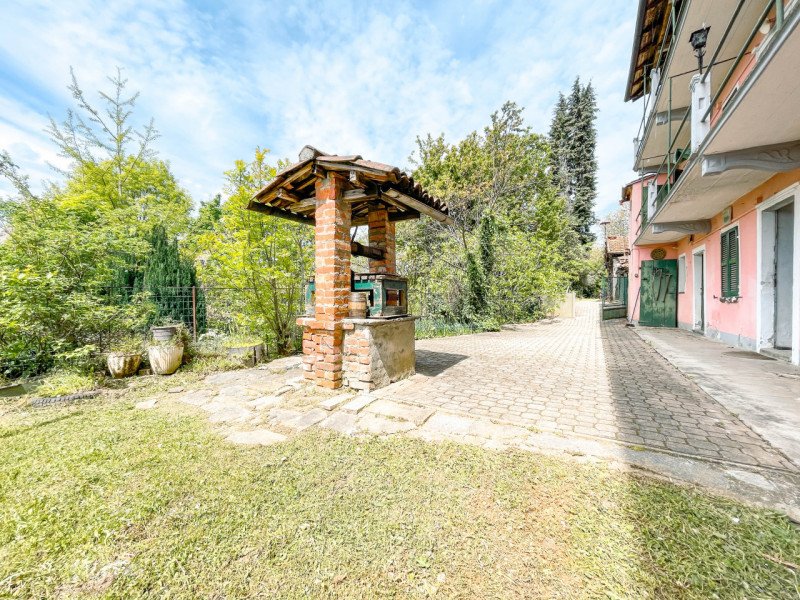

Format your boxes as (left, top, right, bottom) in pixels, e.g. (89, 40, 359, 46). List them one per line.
(0, 70, 191, 378)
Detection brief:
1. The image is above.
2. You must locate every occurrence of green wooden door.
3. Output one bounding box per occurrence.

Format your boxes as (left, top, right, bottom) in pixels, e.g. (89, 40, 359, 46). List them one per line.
(639, 260, 678, 327)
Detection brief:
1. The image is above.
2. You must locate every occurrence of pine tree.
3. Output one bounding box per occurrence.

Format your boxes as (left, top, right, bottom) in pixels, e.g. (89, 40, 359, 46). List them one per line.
(548, 93, 570, 198)
(572, 82, 598, 244)
(548, 77, 598, 245)
(142, 226, 205, 330)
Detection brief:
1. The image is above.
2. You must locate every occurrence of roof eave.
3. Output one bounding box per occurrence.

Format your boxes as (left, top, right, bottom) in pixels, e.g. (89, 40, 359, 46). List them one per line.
(624, 0, 650, 102)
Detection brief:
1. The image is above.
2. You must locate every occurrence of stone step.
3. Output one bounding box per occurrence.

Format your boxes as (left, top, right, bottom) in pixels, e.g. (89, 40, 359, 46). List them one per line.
(340, 394, 376, 414)
(363, 398, 434, 426)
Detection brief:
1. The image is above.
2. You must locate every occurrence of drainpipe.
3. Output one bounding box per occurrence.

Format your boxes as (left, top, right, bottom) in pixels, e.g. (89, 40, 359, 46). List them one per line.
(670, 0, 676, 32)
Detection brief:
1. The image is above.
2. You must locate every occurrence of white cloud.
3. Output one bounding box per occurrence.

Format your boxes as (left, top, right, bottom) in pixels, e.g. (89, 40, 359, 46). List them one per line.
(0, 0, 641, 218)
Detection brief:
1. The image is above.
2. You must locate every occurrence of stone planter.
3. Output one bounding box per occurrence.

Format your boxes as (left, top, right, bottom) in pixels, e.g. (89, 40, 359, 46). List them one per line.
(148, 345, 184, 376)
(151, 325, 179, 343)
(226, 343, 265, 367)
(107, 353, 142, 379)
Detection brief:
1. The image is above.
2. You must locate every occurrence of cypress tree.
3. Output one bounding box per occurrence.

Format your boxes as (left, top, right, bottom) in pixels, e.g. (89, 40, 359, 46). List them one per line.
(548, 77, 598, 245)
(478, 213, 496, 277)
(465, 250, 487, 319)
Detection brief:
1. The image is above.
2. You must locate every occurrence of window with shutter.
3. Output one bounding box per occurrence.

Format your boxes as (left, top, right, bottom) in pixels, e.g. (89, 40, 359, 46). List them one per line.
(720, 227, 739, 298)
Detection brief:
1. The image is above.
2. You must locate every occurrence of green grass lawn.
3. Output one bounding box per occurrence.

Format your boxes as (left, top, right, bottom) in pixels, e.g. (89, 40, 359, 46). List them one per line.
(1, 399, 798, 599)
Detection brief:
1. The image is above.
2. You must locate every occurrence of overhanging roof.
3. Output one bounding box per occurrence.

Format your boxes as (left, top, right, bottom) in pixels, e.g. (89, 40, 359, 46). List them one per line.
(248, 145, 452, 227)
(625, 0, 682, 102)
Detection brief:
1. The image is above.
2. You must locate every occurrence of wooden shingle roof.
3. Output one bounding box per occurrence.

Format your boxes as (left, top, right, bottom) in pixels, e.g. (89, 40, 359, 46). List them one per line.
(248, 145, 452, 226)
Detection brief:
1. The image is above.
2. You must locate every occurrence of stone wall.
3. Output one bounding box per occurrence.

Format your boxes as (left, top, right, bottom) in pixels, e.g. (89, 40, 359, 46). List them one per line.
(342, 317, 416, 391)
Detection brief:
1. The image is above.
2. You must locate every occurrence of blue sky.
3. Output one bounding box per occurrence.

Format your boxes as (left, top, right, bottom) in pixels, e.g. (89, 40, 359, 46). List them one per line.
(0, 0, 640, 221)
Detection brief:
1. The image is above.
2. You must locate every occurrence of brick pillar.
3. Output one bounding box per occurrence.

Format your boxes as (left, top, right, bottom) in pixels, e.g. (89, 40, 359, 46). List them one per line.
(299, 173, 351, 389)
(367, 205, 396, 274)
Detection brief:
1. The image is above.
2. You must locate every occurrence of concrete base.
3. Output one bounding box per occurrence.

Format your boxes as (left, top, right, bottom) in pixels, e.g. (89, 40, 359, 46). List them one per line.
(342, 316, 417, 391)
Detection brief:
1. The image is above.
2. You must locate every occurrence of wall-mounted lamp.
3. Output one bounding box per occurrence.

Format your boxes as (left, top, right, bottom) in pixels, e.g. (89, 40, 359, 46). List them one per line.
(689, 25, 710, 74)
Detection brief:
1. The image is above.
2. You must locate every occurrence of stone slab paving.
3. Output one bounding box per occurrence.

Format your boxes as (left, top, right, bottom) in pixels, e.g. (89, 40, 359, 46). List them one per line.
(388, 301, 797, 472)
(364, 398, 435, 426)
(130, 318, 800, 516)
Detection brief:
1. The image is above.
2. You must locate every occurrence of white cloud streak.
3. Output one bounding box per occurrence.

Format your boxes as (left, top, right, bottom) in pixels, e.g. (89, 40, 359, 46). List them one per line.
(1, 0, 640, 219)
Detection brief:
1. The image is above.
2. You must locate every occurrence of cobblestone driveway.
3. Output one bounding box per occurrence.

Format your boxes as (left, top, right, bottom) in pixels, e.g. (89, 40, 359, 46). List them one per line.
(393, 301, 796, 472)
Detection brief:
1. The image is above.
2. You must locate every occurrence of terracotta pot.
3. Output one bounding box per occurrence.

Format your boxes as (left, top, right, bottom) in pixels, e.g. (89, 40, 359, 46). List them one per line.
(350, 292, 368, 318)
(107, 353, 142, 378)
(147, 344, 184, 375)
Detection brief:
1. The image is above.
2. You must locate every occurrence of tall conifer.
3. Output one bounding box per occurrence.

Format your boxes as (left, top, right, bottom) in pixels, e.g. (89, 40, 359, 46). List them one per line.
(548, 77, 598, 244)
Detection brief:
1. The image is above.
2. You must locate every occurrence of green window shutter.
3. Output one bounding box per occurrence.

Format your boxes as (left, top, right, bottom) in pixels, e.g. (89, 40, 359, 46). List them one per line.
(729, 227, 739, 297)
(720, 227, 739, 298)
(721, 230, 729, 296)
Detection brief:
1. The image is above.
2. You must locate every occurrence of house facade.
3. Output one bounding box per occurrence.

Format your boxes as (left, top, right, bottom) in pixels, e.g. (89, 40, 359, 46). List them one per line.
(622, 0, 800, 366)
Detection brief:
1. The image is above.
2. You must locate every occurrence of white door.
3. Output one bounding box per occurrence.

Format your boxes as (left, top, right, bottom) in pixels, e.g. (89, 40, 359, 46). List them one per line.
(693, 251, 705, 332)
(774, 202, 794, 348)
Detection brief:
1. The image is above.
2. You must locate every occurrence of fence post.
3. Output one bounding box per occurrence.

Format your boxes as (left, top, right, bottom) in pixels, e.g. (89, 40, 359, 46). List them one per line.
(192, 286, 198, 342)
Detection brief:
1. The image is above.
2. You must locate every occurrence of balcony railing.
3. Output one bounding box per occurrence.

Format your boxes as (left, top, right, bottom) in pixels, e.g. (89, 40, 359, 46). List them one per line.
(634, 0, 788, 239)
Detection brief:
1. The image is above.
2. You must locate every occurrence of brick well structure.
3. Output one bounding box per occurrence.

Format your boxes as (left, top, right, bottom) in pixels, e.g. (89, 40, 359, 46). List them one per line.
(247, 145, 452, 390)
(298, 173, 351, 388)
(367, 206, 396, 274)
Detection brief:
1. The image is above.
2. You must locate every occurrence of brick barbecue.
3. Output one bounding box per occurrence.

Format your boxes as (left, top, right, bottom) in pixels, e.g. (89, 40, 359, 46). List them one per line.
(248, 145, 451, 390)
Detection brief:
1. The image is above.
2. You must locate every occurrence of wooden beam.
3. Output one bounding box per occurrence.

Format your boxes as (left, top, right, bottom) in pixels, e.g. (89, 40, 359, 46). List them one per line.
(276, 188, 302, 204)
(343, 188, 379, 202)
(382, 188, 454, 225)
(316, 160, 394, 181)
(351, 241, 385, 260)
(292, 189, 378, 210)
(389, 209, 420, 223)
(246, 201, 314, 225)
(352, 209, 420, 227)
(281, 164, 313, 189)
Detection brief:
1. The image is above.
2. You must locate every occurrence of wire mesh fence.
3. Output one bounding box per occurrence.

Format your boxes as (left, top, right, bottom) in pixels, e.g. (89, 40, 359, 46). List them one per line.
(0, 284, 304, 380)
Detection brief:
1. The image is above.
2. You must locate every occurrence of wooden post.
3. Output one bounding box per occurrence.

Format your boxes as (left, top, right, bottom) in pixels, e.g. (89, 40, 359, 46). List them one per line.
(192, 286, 198, 342)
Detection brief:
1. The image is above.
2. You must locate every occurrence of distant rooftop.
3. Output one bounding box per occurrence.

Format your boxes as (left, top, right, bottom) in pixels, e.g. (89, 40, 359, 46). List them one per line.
(606, 235, 630, 255)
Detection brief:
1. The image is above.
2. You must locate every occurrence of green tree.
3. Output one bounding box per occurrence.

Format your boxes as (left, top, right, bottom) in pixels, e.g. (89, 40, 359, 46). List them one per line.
(140, 226, 204, 330)
(0, 69, 191, 375)
(401, 102, 577, 324)
(601, 205, 630, 240)
(196, 148, 313, 355)
(47, 67, 158, 207)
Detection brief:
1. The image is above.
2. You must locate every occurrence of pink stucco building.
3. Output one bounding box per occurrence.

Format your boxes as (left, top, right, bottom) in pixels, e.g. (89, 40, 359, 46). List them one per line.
(622, 0, 800, 366)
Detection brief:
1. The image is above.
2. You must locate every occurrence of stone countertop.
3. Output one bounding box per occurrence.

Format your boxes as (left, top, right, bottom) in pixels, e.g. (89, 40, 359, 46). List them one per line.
(343, 315, 420, 326)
